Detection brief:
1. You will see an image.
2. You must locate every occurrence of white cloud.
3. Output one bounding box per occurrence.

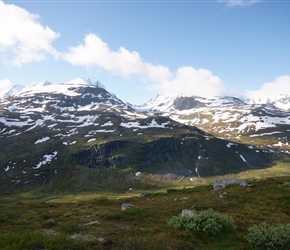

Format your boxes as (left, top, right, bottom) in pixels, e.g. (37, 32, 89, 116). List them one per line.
(150, 67, 225, 97)
(246, 75, 290, 101)
(0, 78, 13, 97)
(217, 0, 260, 7)
(64, 34, 172, 82)
(64, 34, 226, 97)
(0, 1, 59, 66)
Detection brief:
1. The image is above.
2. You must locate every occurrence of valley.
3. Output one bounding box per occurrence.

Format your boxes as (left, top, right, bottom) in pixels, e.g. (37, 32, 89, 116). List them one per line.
(0, 78, 290, 249)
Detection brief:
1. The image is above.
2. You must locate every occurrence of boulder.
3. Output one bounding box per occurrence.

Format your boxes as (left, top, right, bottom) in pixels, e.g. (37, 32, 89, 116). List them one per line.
(211, 178, 248, 190)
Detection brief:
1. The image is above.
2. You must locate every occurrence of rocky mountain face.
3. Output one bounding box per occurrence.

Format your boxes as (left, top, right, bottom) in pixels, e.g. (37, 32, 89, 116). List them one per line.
(0, 79, 288, 191)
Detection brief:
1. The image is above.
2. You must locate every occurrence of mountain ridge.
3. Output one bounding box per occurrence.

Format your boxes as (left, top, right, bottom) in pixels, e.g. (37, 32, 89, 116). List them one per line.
(133, 94, 290, 151)
(0, 78, 289, 192)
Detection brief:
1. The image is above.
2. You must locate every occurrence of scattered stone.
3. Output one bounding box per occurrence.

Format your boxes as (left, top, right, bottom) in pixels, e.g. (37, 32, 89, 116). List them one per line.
(140, 192, 150, 197)
(135, 171, 141, 176)
(211, 178, 249, 190)
(179, 197, 189, 201)
(84, 220, 99, 226)
(42, 229, 58, 236)
(43, 219, 57, 228)
(47, 219, 57, 224)
(69, 233, 92, 241)
(181, 209, 195, 217)
(219, 191, 227, 198)
(121, 203, 138, 211)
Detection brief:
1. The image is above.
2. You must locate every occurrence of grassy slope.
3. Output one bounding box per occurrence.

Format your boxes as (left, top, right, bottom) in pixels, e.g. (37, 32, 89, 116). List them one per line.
(0, 164, 290, 250)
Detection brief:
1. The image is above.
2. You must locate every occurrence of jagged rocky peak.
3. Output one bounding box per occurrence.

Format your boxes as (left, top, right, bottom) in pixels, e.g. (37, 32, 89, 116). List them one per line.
(64, 78, 105, 89)
(94, 80, 106, 89)
(65, 77, 92, 86)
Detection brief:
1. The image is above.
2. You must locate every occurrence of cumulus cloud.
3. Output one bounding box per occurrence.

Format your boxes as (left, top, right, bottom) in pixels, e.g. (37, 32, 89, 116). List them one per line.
(0, 1, 59, 66)
(64, 34, 225, 97)
(246, 75, 290, 101)
(217, 0, 260, 7)
(64, 34, 172, 82)
(0, 78, 13, 97)
(149, 67, 225, 97)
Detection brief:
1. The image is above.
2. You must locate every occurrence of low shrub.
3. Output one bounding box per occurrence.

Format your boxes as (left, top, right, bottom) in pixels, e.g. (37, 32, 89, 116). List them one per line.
(103, 206, 146, 221)
(167, 213, 193, 231)
(59, 222, 82, 235)
(168, 209, 236, 236)
(245, 222, 290, 250)
(0, 230, 86, 250)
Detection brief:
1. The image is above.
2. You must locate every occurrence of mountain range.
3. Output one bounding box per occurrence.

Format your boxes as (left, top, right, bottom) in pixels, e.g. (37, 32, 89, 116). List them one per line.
(0, 78, 289, 191)
(134, 94, 290, 150)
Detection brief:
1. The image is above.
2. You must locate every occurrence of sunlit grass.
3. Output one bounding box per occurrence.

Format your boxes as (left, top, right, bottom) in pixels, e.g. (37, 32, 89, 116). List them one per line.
(0, 174, 290, 249)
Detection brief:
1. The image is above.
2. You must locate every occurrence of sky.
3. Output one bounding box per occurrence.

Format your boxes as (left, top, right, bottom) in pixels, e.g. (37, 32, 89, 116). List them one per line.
(0, 0, 290, 104)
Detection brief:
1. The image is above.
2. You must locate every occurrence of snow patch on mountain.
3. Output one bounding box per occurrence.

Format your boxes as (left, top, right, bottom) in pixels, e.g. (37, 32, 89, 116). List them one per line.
(101, 121, 114, 127)
(240, 155, 247, 163)
(120, 119, 168, 129)
(33, 151, 58, 169)
(35, 137, 50, 144)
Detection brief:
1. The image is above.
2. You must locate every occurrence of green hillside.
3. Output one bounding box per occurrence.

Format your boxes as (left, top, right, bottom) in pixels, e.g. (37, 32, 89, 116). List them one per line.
(0, 175, 289, 249)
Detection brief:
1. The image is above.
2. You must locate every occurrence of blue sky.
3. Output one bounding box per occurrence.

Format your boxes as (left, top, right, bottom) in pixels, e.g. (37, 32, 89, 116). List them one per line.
(0, 0, 290, 104)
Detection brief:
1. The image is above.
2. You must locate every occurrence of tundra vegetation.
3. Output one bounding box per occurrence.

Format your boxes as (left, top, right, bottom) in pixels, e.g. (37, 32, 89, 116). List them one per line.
(0, 167, 290, 249)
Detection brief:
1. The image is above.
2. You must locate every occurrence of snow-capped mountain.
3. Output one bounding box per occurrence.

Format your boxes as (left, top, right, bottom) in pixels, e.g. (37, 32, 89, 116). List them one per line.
(0, 78, 288, 191)
(134, 94, 290, 149)
(1, 84, 25, 99)
(244, 93, 290, 111)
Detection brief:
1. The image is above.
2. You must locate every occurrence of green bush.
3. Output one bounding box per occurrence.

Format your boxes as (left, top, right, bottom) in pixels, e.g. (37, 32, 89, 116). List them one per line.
(245, 222, 290, 250)
(168, 209, 236, 236)
(167, 213, 193, 231)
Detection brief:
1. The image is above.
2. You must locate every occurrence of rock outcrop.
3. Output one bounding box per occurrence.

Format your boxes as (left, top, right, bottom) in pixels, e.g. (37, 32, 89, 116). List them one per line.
(211, 178, 249, 190)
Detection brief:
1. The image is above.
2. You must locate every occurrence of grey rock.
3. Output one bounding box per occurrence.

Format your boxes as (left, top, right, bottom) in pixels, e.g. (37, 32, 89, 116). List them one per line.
(181, 209, 195, 217)
(84, 221, 99, 226)
(219, 191, 227, 198)
(121, 203, 137, 211)
(140, 192, 150, 197)
(211, 178, 248, 190)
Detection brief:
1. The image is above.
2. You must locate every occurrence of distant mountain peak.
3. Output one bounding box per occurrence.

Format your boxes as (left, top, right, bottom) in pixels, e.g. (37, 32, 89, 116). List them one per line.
(1, 84, 25, 99)
(94, 80, 106, 89)
(65, 77, 92, 86)
(64, 78, 106, 90)
(0, 78, 106, 99)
